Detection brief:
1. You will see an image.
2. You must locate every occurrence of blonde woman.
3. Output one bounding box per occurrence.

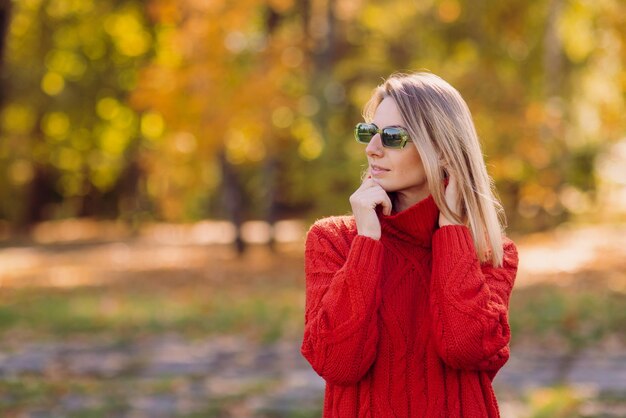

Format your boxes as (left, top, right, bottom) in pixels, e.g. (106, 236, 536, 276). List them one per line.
(301, 72, 519, 417)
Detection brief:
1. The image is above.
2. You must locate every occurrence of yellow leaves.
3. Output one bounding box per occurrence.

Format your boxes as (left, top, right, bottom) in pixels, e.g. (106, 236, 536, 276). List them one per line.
(90, 165, 119, 191)
(297, 95, 320, 117)
(437, 0, 461, 23)
(46, 0, 94, 19)
(335, 0, 364, 21)
(272, 107, 294, 129)
(42, 112, 70, 140)
(8, 160, 34, 186)
(492, 156, 524, 181)
(360, 0, 427, 38)
(290, 118, 324, 161)
(453, 40, 478, 66)
(21, 0, 43, 11)
(518, 183, 556, 218)
(155, 25, 183, 68)
(45, 49, 87, 81)
(267, 0, 294, 14)
(1, 104, 37, 135)
(525, 386, 583, 417)
(518, 139, 550, 169)
(141, 111, 165, 140)
(53, 26, 81, 49)
(9, 9, 35, 40)
(41, 72, 65, 96)
(225, 128, 267, 165)
(361, 5, 404, 38)
(298, 137, 323, 161)
(95, 100, 138, 156)
(98, 127, 130, 155)
(224, 31, 249, 54)
(70, 129, 92, 152)
(55, 147, 82, 171)
(105, 9, 152, 57)
(97, 98, 136, 130)
(558, 0, 595, 63)
(173, 132, 197, 154)
(573, 99, 600, 140)
(97, 98, 121, 120)
(281, 46, 304, 68)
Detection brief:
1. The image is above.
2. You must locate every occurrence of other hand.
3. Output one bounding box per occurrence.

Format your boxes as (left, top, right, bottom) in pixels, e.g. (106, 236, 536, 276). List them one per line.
(438, 172, 462, 227)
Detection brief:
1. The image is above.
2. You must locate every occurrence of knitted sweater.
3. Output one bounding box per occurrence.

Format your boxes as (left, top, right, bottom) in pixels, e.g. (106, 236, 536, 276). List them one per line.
(300, 193, 519, 417)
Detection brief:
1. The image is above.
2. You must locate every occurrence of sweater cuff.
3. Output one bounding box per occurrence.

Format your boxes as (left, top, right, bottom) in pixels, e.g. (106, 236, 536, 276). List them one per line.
(433, 225, 476, 265)
(345, 234, 384, 293)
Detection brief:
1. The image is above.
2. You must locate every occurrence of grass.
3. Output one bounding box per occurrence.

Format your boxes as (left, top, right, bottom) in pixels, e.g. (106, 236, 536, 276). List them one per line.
(0, 270, 305, 345)
(0, 375, 284, 417)
(509, 278, 626, 351)
(0, 376, 129, 416)
(0, 289, 302, 342)
(0, 245, 304, 342)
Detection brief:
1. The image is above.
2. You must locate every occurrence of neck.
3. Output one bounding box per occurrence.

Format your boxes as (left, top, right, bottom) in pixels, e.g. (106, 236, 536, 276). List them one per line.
(391, 186, 431, 214)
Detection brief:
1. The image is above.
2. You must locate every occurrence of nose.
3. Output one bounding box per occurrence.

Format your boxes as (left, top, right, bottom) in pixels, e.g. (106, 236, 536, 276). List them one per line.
(365, 133, 384, 157)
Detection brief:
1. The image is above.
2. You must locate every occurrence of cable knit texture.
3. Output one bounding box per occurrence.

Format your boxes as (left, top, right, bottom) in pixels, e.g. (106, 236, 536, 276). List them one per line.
(300, 194, 519, 417)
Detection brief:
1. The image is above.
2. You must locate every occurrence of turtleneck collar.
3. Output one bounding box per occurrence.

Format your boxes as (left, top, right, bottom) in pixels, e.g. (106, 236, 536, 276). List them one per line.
(375, 193, 440, 247)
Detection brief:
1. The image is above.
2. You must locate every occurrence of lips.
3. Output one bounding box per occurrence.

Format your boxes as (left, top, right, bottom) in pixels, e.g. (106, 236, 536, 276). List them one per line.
(370, 165, 390, 177)
(371, 165, 390, 171)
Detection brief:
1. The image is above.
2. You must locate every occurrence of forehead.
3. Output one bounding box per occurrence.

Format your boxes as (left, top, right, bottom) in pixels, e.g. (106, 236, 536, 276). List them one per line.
(372, 96, 405, 127)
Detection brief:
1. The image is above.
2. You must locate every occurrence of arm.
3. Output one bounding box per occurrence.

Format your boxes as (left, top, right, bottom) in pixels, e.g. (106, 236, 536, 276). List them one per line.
(429, 225, 519, 377)
(300, 222, 385, 386)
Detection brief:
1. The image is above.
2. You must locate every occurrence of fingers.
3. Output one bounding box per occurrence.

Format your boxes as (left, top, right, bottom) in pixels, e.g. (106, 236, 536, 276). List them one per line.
(367, 178, 393, 215)
(379, 194, 392, 216)
(365, 187, 393, 216)
(441, 168, 462, 218)
(351, 181, 393, 216)
(360, 176, 380, 190)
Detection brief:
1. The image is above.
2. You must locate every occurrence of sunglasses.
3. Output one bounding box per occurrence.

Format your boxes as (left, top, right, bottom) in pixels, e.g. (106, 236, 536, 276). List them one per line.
(354, 122, 412, 149)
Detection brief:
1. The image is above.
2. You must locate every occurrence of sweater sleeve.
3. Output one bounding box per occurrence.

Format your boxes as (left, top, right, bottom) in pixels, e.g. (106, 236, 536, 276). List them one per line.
(300, 222, 385, 386)
(429, 225, 519, 377)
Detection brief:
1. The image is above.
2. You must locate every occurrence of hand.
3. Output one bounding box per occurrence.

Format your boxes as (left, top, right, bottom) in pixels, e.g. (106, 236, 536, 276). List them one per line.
(438, 172, 462, 227)
(350, 173, 393, 240)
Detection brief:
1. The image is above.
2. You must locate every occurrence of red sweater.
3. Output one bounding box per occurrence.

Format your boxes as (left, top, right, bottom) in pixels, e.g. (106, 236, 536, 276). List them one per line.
(301, 193, 519, 417)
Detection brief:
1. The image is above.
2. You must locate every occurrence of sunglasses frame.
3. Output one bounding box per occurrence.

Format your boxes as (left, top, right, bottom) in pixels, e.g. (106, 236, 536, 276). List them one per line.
(354, 122, 412, 149)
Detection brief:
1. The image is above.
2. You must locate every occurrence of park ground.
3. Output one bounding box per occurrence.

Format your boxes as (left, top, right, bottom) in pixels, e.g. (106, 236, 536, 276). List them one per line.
(0, 220, 625, 417)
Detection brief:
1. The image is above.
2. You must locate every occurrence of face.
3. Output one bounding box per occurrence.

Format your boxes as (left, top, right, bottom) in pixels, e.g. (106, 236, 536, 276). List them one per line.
(366, 96, 428, 199)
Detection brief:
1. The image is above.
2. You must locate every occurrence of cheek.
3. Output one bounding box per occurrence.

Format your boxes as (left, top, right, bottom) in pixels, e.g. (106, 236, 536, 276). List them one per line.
(395, 151, 424, 177)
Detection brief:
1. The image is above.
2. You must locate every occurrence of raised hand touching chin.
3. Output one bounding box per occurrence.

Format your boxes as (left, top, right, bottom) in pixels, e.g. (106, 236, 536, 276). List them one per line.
(350, 174, 393, 240)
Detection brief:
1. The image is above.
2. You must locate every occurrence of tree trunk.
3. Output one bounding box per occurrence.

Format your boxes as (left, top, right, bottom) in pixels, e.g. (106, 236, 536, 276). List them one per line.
(263, 154, 278, 252)
(218, 148, 245, 255)
(0, 0, 12, 78)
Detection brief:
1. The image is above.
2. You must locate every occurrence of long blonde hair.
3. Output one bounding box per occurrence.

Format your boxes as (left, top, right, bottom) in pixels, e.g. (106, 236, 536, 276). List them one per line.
(362, 71, 506, 267)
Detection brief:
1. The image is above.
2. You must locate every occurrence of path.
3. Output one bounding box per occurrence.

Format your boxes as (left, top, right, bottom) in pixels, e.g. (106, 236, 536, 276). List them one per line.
(2, 333, 626, 417)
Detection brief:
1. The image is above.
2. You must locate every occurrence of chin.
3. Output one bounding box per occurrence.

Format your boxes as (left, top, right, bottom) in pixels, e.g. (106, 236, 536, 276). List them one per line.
(380, 183, 399, 193)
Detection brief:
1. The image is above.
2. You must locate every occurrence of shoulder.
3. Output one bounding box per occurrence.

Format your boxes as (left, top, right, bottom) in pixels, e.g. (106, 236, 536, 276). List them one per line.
(305, 214, 358, 253)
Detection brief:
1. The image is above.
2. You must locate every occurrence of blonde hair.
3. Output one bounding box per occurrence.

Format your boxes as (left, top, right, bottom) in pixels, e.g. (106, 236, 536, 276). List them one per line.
(362, 71, 506, 267)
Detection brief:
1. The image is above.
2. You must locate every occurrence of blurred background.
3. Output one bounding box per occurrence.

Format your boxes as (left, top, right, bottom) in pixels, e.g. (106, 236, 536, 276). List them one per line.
(0, 0, 625, 417)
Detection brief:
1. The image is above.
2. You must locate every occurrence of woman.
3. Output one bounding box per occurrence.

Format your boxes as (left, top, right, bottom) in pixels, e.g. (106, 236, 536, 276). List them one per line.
(300, 72, 519, 417)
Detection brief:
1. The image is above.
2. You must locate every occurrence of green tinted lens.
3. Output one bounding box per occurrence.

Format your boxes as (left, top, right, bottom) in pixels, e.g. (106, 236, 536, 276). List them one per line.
(381, 127, 408, 148)
(355, 123, 377, 143)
